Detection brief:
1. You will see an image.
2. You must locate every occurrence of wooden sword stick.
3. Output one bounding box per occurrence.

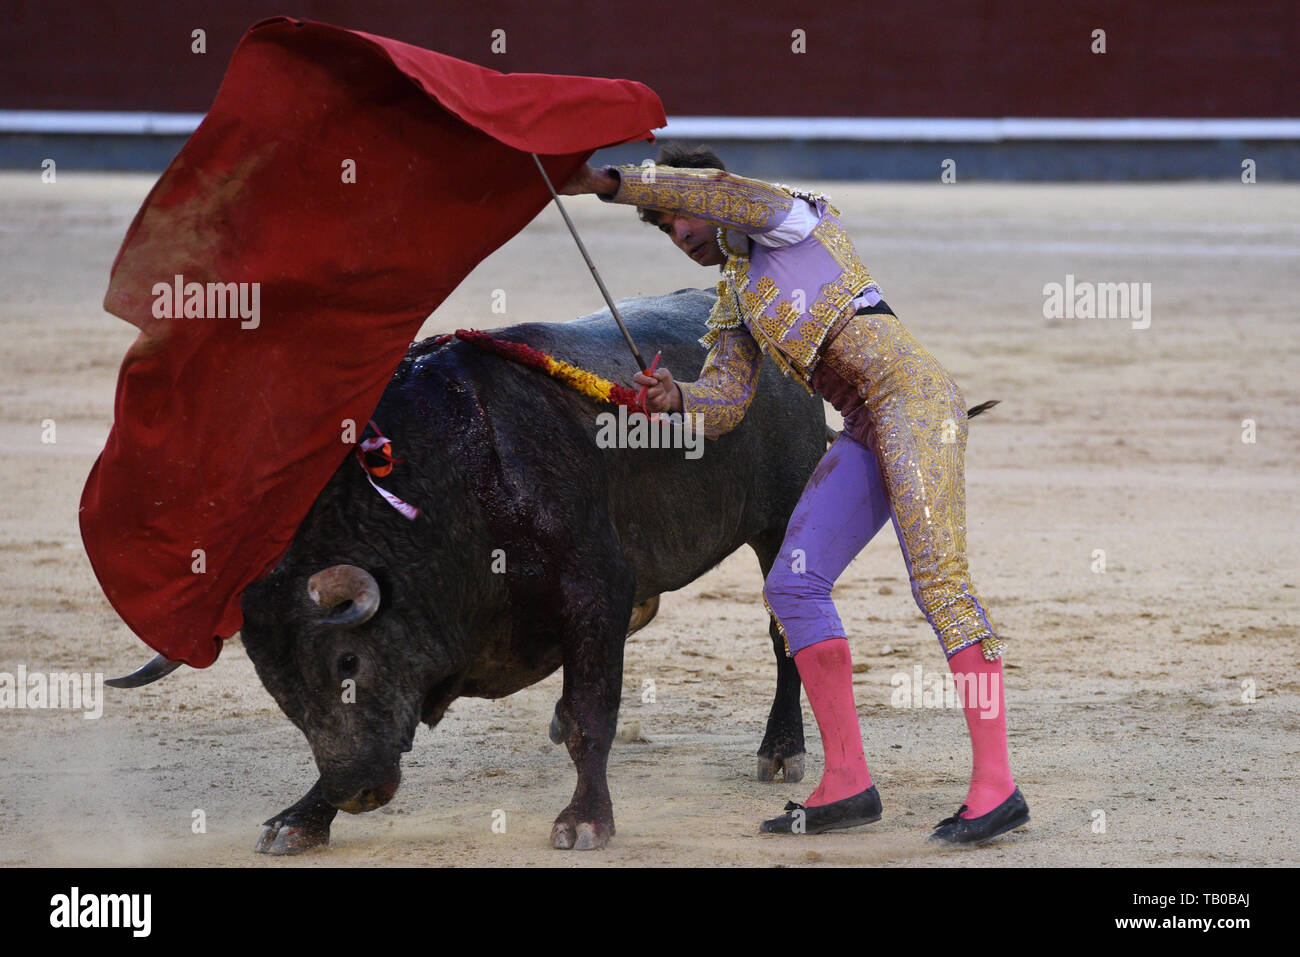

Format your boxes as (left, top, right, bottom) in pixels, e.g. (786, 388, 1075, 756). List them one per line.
(531, 153, 650, 374)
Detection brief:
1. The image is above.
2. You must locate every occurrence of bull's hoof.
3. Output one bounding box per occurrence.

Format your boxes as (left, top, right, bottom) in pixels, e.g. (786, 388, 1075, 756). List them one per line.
(757, 751, 806, 783)
(573, 823, 605, 850)
(550, 821, 612, 850)
(550, 821, 574, 849)
(253, 819, 330, 855)
(550, 807, 614, 850)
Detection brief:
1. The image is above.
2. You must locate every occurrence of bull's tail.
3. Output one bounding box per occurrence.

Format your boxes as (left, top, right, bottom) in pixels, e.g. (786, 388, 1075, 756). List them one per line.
(824, 399, 1000, 446)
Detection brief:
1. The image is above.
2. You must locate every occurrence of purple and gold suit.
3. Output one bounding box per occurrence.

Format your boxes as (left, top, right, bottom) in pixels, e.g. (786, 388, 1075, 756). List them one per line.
(604, 165, 1006, 662)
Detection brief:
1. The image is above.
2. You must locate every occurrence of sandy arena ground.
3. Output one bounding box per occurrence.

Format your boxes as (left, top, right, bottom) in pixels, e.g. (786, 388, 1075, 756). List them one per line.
(1, 172, 1297, 867)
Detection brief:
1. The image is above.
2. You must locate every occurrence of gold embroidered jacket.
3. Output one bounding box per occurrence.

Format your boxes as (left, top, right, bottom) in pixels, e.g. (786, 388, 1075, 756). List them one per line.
(603, 164, 880, 437)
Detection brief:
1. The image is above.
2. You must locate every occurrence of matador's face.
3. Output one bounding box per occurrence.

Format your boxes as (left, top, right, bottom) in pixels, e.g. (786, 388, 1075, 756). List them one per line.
(650, 210, 727, 267)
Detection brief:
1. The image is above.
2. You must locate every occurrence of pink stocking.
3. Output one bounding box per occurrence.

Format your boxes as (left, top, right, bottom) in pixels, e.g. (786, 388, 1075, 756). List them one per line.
(947, 644, 1015, 817)
(794, 638, 872, 806)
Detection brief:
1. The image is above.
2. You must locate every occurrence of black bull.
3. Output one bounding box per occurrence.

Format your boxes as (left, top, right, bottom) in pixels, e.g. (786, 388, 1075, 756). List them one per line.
(226, 288, 830, 853)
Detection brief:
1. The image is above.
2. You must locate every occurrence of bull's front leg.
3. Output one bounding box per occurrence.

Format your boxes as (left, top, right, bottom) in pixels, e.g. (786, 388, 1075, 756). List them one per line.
(550, 568, 634, 851)
(253, 777, 337, 855)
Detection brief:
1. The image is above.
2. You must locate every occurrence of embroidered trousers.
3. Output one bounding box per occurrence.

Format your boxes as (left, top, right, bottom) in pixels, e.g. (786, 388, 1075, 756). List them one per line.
(762, 304, 1005, 662)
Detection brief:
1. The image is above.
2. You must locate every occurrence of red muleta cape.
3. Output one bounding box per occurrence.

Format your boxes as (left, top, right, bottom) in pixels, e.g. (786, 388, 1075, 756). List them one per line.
(80, 16, 665, 667)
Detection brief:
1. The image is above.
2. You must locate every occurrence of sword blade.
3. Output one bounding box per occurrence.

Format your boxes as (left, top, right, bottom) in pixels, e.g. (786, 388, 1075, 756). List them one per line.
(532, 153, 648, 373)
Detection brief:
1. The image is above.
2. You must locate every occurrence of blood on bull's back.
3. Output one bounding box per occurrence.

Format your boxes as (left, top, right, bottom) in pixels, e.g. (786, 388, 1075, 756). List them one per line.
(429, 288, 827, 602)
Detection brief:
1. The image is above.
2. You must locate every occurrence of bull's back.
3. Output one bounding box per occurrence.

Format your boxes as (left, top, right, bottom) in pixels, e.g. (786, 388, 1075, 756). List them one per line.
(481, 290, 826, 598)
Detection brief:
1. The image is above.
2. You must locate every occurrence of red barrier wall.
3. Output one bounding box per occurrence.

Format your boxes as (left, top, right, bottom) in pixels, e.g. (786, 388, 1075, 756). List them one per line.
(3, 0, 1296, 117)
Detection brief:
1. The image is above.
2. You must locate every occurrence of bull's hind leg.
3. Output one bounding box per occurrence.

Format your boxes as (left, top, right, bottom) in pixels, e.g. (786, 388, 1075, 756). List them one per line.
(750, 528, 807, 783)
(550, 560, 636, 851)
(253, 777, 337, 855)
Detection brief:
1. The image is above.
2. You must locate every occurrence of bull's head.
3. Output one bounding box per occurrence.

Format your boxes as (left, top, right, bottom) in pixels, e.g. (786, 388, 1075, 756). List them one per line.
(234, 559, 447, 814)
(111, 560, 431, 813)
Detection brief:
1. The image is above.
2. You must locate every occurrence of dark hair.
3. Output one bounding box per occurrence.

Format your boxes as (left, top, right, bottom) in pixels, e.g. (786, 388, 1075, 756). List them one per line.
(636, 143, 726, 225)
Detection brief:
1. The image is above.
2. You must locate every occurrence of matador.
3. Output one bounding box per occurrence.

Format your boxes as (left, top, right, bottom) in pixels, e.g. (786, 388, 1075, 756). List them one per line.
(561, 145, 1028, 843)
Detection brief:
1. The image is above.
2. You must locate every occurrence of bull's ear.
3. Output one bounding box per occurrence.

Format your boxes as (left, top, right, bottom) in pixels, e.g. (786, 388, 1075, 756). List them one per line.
(308, 565, 380, 628)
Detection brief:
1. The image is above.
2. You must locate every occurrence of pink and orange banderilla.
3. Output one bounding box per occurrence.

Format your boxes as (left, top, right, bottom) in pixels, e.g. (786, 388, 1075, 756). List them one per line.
(433, 329, 659, 416)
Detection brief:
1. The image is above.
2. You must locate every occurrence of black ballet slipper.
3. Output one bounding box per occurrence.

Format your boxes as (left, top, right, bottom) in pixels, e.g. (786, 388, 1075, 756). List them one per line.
(759, 785, 883, 835)
(928, 788, 1029, 845)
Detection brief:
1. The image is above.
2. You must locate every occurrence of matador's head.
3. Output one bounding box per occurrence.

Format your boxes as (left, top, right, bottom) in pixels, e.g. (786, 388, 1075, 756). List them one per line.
(635, 143, 729, 268)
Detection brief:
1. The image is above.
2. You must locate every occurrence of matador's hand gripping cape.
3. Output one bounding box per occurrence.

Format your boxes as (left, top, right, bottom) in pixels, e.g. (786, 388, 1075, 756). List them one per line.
(79, 17, 665, 668)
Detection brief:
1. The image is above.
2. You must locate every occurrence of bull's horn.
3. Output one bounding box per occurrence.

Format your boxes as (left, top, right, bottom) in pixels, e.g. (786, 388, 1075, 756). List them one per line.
(307, 564, 381, 627)
(105, 653, 183, 688)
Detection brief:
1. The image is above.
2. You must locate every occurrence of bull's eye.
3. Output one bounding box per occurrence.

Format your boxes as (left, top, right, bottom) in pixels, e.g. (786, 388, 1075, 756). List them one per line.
(338, 653, 360, 678)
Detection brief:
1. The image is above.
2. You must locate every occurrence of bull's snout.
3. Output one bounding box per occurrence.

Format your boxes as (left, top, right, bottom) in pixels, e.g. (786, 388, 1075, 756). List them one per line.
(332, 774, 400, 814)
